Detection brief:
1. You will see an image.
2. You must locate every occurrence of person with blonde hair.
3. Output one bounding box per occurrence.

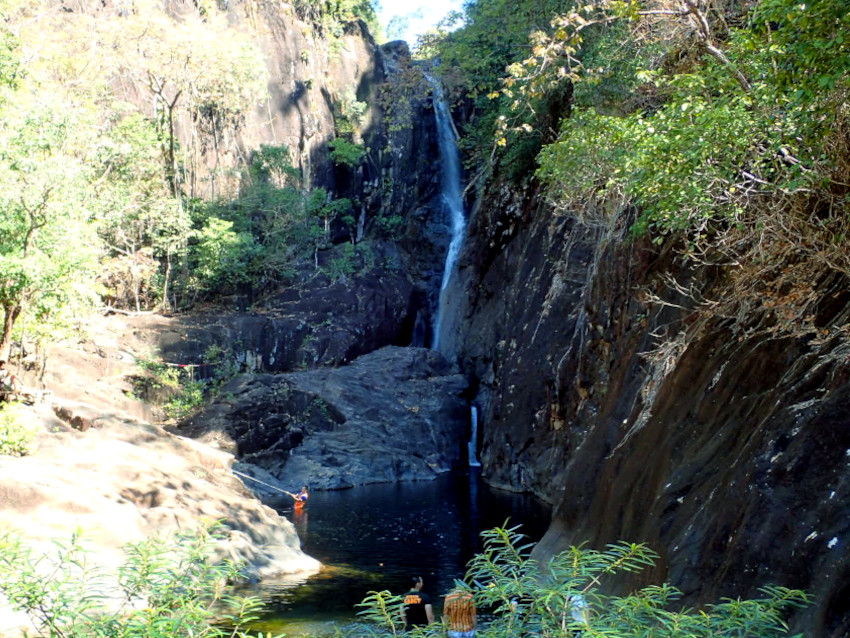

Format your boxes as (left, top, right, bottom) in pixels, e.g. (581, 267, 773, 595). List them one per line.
(443, 587, 476, 638)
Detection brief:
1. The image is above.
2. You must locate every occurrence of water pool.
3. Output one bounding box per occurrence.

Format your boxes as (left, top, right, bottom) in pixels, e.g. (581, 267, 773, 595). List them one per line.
(241, 470, 551, 635)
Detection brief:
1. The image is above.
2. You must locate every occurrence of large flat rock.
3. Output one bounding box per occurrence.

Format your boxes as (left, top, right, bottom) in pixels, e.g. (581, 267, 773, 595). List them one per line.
(0, 402, 320, 635)
(180, 346, 470, 499)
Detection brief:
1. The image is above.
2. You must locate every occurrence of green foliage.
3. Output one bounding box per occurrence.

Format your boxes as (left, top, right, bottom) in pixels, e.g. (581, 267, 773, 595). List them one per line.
(428, 0, 577, 164)
(163, 380, 205, 421)
(437, 0, 849, 261)
(351, 525, 809, 638)
(0, 90, 102, 354)
(355, 590, 406, 637)
(192, 145, 360, 293)
(0, 401, 37, 456)
(134, 356, 206, 421)
(373, 214, 405, 239)
(96, 111, 187, 254)
(249, 144, 303, 185)
(295, 0, 381, 44)
(435, 0, 575, 99)
(329, 138, 366, 167)
(0, 525, 285, 638)
(193, 217, 262, 290)
(0, 2, 21, 93)
(525, 0, 850, 248)
(752, 0, 850, 100)
(334, 89, 368, 137)
(323, 243, 358, 282)
(204, 343, 242, 386)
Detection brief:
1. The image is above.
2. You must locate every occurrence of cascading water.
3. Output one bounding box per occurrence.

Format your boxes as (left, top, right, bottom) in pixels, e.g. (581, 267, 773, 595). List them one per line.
(426, 75, 481, 469)
(468, 405, 481, 467)
(427, 74, 466, 352)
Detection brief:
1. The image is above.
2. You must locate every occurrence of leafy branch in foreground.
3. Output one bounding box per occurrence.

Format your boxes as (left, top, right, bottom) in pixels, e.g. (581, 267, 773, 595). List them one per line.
(0, 524, 283, 638)
(352, 524, 809, 638)
(355, 590, 406, 637)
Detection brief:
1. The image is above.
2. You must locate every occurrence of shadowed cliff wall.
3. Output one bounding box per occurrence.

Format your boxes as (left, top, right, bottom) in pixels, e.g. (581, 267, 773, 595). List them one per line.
(441, 178, 850, 636)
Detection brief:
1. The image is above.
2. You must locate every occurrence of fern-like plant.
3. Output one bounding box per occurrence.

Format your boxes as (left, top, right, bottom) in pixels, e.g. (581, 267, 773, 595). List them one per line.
(352, 524, 809, 638)
(354, 590, 406, 637)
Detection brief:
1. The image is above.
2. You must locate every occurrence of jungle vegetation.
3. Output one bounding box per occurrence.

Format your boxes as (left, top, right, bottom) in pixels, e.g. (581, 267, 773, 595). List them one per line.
(0, 0, 375, 360)
(430, 0, 849, 334)
(0, 524, 809, 637)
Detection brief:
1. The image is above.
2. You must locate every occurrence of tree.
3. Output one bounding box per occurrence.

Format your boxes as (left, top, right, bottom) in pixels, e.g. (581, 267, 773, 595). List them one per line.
(94, 111, 190, 311)
(0, 93, 100, 359)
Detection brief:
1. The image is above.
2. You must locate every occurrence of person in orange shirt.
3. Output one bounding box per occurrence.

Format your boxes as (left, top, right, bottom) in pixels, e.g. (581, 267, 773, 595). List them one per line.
(443, 587, 477, 638)
(286, 485, 309, 509)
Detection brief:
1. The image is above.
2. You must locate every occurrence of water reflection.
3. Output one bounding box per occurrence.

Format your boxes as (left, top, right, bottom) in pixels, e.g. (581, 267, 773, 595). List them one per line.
(243, 471, 551, 635)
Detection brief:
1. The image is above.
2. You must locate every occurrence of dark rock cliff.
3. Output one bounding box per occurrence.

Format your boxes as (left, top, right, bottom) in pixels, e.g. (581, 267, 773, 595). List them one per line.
(183, 346, 468, 495)
(440, 178, 850, 636)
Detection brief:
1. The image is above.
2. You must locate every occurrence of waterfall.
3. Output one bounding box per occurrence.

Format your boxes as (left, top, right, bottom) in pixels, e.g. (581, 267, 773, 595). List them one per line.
(427, 74, 466, 352)
(468, 404, 481, 467)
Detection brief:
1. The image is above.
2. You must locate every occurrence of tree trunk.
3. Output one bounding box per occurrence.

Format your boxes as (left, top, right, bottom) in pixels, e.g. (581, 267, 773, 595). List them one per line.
(1, 304, 21, 361)
(161, 253, 172, 312)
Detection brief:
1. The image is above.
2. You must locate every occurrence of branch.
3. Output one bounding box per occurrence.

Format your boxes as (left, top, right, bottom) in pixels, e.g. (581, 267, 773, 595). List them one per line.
(681, 0, 751, 91)
(703, 41, 752, 92)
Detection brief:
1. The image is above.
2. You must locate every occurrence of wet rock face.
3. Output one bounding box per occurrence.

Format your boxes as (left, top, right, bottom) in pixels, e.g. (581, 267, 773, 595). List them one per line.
(445, 178, 850, 635)
(182, 346, 469, 498)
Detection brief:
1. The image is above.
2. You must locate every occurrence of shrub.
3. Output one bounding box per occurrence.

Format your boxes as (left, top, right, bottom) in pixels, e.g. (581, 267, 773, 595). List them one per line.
(329, 138, 366, 167)
(0, 402, 38, 457)
(133, 356, 206, 421)
(352, 524, 809, 638)
(0, 525, 283, 638)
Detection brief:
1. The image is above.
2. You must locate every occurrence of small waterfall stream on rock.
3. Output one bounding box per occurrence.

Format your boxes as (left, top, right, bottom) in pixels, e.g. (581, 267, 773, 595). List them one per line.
(428, 74, 466, 352)
(468, 405, 481, 467)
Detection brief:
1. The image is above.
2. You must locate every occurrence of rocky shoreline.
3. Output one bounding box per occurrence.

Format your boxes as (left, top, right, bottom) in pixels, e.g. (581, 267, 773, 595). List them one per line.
(0, 399, 321, 636)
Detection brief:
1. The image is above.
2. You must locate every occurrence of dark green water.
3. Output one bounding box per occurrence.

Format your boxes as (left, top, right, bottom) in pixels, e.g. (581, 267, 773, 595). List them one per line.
(243, 470, 551, 636)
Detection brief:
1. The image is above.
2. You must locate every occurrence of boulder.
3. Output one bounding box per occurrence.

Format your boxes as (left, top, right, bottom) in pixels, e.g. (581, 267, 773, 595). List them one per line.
(0, 401, 320, 636)
(179, 346, 470, 498)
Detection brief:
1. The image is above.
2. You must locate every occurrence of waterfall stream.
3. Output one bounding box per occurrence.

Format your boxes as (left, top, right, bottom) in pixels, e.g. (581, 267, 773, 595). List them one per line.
(427, 75, 466, 352)
(469, 405, 481, 467)
(426, 75, 480, 469)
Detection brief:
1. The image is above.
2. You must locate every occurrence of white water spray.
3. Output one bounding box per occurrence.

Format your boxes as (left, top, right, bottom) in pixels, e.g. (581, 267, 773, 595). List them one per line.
(468, 405, 481, 467)
(427, 74, 466, 352)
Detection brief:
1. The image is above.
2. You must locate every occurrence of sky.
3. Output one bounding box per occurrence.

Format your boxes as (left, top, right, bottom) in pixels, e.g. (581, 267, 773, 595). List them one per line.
(376, 0, 464, 47)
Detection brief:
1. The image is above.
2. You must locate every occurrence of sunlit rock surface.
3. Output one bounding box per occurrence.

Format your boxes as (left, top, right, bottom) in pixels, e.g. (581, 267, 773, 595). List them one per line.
(0, 402, 320, 635)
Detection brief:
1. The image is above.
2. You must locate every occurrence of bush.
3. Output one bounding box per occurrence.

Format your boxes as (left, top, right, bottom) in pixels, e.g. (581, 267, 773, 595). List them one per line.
(329, 138, 366, 167)
(352, 525, 809, 638)
(133, 356, 206, 421)
(0, 525, 283, 638)
(498, 0, 850, 255)
(0, 402, 38, 457)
